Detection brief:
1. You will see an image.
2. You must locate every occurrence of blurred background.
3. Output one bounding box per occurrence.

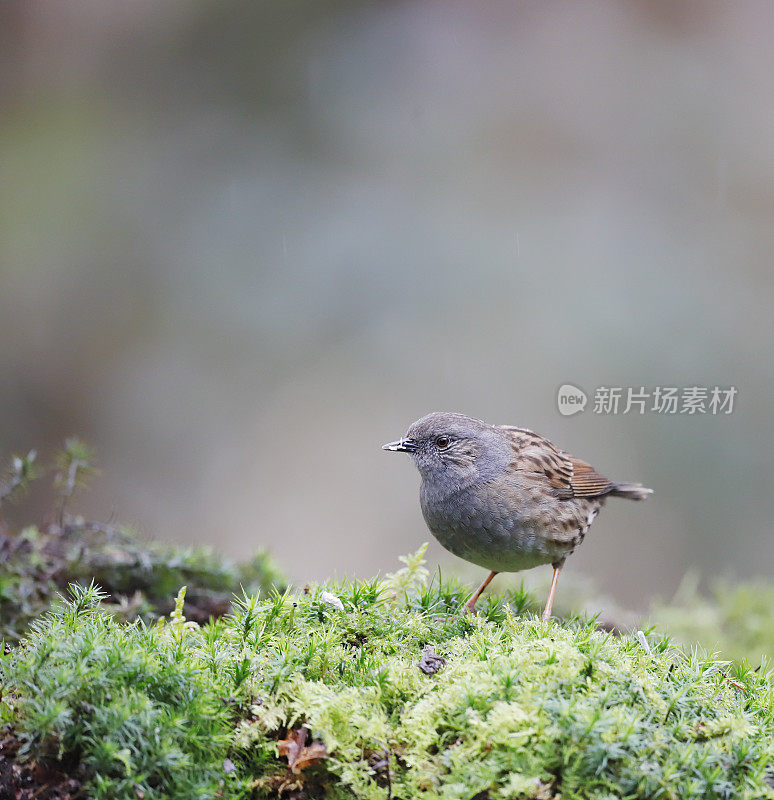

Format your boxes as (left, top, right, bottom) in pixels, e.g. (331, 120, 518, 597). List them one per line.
(1, 0, 772, 610)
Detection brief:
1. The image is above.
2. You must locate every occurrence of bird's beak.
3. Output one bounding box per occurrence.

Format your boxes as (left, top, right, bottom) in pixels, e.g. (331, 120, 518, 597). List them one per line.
(381, 438, 417, 453)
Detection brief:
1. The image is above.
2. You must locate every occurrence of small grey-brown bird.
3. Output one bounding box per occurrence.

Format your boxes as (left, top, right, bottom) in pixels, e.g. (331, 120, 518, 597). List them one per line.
(383, 412, 652, 620)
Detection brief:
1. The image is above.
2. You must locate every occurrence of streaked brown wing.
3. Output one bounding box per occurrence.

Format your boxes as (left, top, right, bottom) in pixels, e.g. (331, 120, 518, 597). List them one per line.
(499, 425, 614, 500)
(565, 456, 615, 498)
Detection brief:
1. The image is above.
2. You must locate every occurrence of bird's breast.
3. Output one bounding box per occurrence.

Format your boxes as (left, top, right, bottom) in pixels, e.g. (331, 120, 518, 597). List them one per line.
(419, 481, 565, 572)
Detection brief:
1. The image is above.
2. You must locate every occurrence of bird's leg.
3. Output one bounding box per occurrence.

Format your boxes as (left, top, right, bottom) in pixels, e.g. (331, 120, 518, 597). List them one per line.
(542, 564, 563, 621)
(465, 571, 498, 614)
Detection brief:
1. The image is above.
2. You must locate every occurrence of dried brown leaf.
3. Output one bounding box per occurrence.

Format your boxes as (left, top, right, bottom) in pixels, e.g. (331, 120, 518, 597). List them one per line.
(277, 726, 328, 775)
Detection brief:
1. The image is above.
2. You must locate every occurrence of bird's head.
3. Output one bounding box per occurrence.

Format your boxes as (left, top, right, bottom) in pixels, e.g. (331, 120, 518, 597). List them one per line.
(382, 412, 510, 486)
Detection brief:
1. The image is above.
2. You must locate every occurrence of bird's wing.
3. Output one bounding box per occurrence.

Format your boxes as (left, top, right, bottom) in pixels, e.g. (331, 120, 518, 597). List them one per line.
(499, 425, 615, 500)
(562, 456, 615, 498)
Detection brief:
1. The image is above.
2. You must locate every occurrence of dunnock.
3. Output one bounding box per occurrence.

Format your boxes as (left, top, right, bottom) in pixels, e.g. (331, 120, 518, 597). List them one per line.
(383, 412, 652, 620)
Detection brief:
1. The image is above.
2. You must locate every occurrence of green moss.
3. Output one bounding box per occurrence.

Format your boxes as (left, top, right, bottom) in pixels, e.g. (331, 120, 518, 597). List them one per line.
(0, 523, 284, 640)
(2, 584, 232, 800)
(2, 559, 773, 800)
(648, 575, 774, 666)
(0, 444, 285, 640)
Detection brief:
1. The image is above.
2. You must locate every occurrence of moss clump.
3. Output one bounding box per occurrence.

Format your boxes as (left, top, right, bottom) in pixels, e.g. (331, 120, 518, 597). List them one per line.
(649, 575, 774, 667)
(0, 445, 285, 640)
(0, 523, 284, 641)
(2, 585, 232, 800)
(2, 561, 773, 800)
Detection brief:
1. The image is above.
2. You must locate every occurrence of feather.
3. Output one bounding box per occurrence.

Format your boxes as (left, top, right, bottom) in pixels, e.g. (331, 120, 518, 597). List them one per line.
(500, 426, 618, 500)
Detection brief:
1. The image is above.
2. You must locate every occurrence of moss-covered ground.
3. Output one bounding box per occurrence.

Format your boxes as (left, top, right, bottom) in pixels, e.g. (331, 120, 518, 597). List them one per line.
(2, 563, 773, 800)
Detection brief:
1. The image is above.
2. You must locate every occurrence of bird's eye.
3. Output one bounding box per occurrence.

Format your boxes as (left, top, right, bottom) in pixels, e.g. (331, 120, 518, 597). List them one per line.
(435, 436, 450, 449)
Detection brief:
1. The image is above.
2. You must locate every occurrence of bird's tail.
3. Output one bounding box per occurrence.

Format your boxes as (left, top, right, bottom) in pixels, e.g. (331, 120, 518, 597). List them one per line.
(611, 482, 653, 501)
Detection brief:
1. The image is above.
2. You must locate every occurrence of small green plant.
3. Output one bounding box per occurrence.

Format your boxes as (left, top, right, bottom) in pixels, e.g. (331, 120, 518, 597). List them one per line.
(384, 541, 430, 597)
(0, 450, 40, 507)
(53, 437, 98, 527)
